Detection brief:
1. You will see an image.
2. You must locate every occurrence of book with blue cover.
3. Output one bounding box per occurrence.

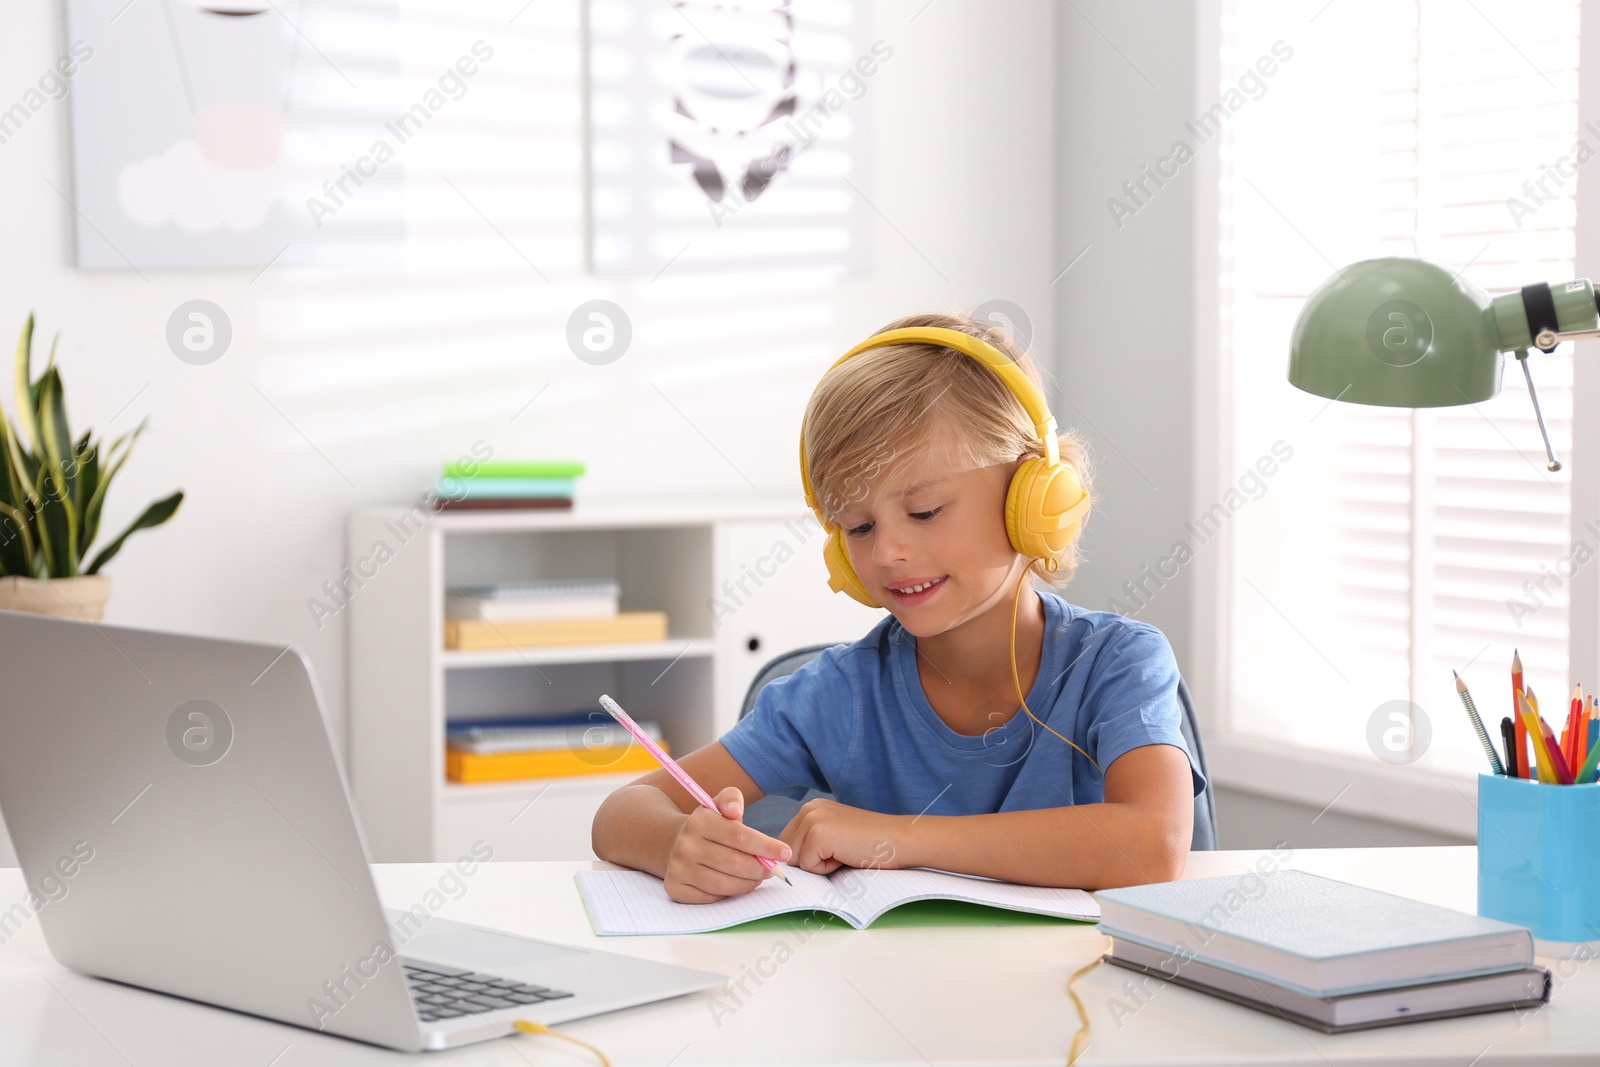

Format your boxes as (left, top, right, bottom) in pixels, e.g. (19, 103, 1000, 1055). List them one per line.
(1096, 869, 1533, 997)
(1104, 938, 1548, 1033)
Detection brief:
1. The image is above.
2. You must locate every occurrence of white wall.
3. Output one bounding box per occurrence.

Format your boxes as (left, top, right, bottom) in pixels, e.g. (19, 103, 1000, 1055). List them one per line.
(0, 0, 1060, 763)
(1216, 786, 1471, 850)
(1051, 1, 1197, 671)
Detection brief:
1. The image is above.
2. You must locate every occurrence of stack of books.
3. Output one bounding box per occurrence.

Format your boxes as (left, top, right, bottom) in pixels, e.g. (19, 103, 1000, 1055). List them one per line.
(1096, 870, 1549, 1033)
(443, 578, 668, 651)
(434, 460, 585, 511)
(446, 712, 668, 783)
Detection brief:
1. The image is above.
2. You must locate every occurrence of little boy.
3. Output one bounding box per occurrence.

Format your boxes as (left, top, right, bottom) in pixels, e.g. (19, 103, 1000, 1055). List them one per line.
(593, 312, 1204, 902)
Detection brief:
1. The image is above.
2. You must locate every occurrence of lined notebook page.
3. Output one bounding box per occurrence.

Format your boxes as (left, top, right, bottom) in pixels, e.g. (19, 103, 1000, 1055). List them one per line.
(577, 867, 843, 935)
(841, 867, 1100, 926)
(575, 866, 1100, 935)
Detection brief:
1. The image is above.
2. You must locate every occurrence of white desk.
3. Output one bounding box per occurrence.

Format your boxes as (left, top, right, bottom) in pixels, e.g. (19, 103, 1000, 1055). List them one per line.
(0, 848, 1593, 1066)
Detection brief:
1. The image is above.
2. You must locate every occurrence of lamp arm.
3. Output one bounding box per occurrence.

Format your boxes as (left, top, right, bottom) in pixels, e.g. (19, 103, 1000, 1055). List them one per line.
(1514, 351, 1563, 472)
(1535, 326, 1600, 347)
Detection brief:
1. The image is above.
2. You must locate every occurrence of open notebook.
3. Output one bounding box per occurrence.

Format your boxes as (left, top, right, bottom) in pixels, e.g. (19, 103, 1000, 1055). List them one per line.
(574, 865, 1101, 935)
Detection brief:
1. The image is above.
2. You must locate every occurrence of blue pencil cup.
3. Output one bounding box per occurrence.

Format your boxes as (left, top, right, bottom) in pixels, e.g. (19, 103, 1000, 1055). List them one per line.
(1478, 772, 1600, 947)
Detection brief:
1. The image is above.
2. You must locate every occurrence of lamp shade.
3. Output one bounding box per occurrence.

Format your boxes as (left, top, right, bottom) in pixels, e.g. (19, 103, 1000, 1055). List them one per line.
(1288, 257, 1504, 407)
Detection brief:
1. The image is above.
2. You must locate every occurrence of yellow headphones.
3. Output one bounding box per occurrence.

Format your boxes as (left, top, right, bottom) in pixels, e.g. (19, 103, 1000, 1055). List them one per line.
(798, 326, 1092, 609)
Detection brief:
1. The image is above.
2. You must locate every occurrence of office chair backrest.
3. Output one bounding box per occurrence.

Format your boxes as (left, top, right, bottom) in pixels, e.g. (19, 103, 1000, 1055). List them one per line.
(735, 643, 1219, 851)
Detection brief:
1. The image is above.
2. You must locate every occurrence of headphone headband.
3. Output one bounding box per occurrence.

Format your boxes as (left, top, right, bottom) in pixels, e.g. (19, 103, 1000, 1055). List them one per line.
(800, 326, 1059, 519)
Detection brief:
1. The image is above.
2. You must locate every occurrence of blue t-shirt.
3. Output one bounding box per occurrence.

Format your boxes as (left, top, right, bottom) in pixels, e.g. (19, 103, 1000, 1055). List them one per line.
(720, 591, 1205, 816)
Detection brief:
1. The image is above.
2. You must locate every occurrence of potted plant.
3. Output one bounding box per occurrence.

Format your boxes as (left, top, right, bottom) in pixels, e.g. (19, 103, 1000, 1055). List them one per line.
(0, 315, 183, 621)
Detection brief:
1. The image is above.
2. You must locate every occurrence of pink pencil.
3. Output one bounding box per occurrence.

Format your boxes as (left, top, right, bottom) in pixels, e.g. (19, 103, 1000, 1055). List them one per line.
(598, 694, 792, 885)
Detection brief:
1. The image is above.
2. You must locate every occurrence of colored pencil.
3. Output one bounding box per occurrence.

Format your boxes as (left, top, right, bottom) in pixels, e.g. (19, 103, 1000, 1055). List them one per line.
(1580, 697, 1593, 764)
(1562, 698, 1580, 768)
(1578, 724, 1600, 785)
(1540, 714, 1575, 785)
(1519, 689, 1558, 783)
(1512, 651, 1527, 778)
(1572, 685, 1585, 763)
(1454, 672, 1503, 775)
(597, 693, 792, 886)
(1580, 688, 1592, 771)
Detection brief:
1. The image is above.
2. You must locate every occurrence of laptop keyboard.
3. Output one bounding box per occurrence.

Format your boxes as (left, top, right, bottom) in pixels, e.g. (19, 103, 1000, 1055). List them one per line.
(401, 958, 574, 1022)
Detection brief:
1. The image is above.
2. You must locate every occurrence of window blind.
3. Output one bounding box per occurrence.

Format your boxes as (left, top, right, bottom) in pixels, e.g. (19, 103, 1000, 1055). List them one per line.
(1219, 0, 1580, 773)
(253, 0, 853, 487)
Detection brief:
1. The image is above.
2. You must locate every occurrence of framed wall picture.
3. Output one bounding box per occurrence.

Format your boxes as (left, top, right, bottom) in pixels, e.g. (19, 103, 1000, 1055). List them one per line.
(64, 0, 403, 270)
(586, 0, 877, 275)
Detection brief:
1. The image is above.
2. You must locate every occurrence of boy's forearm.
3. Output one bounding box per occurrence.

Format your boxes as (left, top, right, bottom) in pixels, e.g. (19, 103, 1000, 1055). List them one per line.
(592, 783, 689, 878)
(894, 803, 1188, 890)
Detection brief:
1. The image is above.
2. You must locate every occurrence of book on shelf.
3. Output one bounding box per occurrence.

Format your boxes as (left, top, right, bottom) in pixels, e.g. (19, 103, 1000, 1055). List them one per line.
(446, 741, 667, 783)
(445, 579, 620, 622)
(433, 497, 573, 512)
(433, 460, 586, 513)
(447, 718, 662, 755)
(444, 611, 668, 651)
(1103, 937, 1550, 1034)
(454, 580, 619, 600)
(446, 711, 615, 730)
(435, 476, 577, 500)
(1095, 869, 1535, 998)
(443, 460, 586, 480)
(445, 710, 626, 735)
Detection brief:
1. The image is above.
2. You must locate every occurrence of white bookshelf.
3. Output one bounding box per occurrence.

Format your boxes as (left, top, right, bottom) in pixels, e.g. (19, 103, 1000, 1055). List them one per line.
(347, 495, 882, 862)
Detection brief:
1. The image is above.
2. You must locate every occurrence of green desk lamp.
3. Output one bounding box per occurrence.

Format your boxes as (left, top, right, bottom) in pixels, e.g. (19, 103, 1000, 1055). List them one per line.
(1288, 257, 1600, 470)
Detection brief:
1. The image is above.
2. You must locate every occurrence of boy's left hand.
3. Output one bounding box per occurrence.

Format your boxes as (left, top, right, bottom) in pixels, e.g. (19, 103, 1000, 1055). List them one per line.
(779, 798, 905, 875)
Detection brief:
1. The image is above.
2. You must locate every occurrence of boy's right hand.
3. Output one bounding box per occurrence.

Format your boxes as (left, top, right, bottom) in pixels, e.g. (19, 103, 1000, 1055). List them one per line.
(664, 786, 793, 904)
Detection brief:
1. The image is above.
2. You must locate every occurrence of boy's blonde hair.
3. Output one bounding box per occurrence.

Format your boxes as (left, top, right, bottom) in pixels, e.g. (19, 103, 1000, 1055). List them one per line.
(802, 311, 1093, 588)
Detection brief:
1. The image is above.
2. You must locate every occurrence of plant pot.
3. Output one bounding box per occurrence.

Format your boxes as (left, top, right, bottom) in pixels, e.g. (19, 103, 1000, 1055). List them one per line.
(0, 575, 112, 622)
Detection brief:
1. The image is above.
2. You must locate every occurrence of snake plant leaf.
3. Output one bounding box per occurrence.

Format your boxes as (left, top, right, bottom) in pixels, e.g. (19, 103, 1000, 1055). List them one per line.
(0, 411, 32, 575)
(73, 438, 99, 557)
(69, 430, 91, 504)
(32, 332, 58, 423)
(82, 419, 145, 548)
(31, 464, 66, 576)
(39, 463, 78, 577)
(13, 315, 38, 454)
(37, 367, 72, 479)
(33, 369, 78, 573)
(0, 499, 35, 576)
(85, 490, 182, 575)
(0, 406, 28, 516)
(32, 367, 79, 576)
(2, 408, 41, 514)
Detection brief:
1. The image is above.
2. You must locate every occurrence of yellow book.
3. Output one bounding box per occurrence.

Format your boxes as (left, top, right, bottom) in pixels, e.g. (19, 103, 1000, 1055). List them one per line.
(446, 742, 668, 783)
(444, 611, 668, 651)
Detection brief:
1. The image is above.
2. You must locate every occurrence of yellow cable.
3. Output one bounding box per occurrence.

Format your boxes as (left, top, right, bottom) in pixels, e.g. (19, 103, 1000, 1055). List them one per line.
(1011, 564, 1100, 772)
(513, 1020, 612, 1067)
(1065, 937, 1109, 1066)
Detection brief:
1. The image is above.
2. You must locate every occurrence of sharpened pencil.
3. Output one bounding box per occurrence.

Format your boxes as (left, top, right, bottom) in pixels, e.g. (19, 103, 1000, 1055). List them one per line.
(1512, 650, 1527, 778)
(1454, 672, 1503, 775)
(597, 693, 792, 886)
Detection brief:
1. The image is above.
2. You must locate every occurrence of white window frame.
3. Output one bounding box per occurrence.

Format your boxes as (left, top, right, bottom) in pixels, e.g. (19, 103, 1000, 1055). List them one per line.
(1189, 0, 1600, 838)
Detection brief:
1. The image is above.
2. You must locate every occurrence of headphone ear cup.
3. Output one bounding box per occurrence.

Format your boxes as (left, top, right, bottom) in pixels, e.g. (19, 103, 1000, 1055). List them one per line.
(821, 525, 882, 608)
(1006, 458, 1091, 561)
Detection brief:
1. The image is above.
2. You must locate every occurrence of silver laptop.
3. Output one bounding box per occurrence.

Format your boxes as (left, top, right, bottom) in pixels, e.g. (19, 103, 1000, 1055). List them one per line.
(0, 611, 724, 1051)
